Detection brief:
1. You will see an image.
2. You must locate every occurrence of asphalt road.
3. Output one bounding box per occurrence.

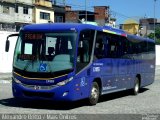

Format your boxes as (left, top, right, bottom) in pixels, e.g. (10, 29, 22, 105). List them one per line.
(0, 67, 160, 120)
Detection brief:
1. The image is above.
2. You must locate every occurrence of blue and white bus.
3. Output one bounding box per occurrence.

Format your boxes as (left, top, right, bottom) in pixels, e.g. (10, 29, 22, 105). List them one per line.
(5, 23, 155, 105)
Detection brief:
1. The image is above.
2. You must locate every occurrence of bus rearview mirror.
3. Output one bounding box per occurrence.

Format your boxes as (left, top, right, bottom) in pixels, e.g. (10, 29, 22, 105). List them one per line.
(5, 40, 10, 52)
(5, 33, 19, 52)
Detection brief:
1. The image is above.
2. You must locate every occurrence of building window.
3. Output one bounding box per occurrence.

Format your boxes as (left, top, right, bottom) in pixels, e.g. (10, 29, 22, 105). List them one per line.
(15, 5, 18, 13)
(3, 6, 9, 14)
(23, 7, 28, 14)
(40, 12, 50, 20)
(55, 16, 63, 22)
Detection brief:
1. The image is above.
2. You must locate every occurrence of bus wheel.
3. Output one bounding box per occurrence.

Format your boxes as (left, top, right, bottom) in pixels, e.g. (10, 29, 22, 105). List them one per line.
(133, 77, 140, 95)
(88, 82, 100, 105)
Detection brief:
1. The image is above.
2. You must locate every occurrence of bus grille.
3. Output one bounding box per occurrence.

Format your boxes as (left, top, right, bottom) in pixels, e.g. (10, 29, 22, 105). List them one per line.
(21, 83, 57, 90)
(23, 91, 54, 98)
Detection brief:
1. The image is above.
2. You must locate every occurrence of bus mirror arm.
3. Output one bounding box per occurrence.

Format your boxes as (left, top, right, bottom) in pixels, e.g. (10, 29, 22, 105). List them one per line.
(5, 33, 19, 52)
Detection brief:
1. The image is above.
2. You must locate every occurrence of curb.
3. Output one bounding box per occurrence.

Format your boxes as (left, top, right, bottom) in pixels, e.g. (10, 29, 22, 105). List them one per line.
(0, 80, 11, 84)
(0, 77, 12, 81)
(0, 73, 11, 80)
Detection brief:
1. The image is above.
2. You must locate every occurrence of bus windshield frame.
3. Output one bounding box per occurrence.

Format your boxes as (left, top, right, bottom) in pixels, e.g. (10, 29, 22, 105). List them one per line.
(13, 31, 77, 76)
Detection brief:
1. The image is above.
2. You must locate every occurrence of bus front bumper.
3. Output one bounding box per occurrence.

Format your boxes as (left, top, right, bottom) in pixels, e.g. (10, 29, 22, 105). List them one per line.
(12, 81, 76, 101)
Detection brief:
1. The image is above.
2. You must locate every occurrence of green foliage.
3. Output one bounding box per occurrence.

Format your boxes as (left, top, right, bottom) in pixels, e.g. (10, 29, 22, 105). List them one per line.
(148, 33, 154, 39)
(147, 27, 160, 45)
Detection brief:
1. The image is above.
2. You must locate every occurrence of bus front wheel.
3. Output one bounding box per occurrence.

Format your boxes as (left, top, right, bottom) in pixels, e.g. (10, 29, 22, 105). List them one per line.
(88, 82, 100, 105)
(133, 77, 140, 95)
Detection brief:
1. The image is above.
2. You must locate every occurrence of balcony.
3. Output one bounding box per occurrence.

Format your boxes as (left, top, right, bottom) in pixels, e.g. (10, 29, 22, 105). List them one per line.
(15, 0, 33, 6)
(35, 0, 52, 8)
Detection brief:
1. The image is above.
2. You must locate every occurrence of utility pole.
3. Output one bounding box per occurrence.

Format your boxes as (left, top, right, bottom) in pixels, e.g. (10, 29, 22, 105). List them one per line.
(85, 0, 87, 23)
(63, 0, 66, 6)
(154, 0, 157, 41)
(54, 0, 56, 5)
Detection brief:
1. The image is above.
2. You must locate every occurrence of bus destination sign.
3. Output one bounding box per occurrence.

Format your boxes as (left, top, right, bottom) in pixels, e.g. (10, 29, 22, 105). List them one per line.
(24, 33, 43, 40)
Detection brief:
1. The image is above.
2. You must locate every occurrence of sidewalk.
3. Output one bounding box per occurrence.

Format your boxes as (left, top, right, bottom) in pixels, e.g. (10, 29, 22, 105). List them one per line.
(0, 73, 12, 80)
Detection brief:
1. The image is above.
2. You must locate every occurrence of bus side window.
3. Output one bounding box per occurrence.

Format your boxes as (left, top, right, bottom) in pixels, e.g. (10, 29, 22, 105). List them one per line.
(110, 44, 116, 58)
(94, 31, 106, 59)
(108, 35, 117, 58)
(77, 38, 89, 63)
(83, 38, 89, 62)
(76, 30, 94, 73)
(94, 39, 104, 59)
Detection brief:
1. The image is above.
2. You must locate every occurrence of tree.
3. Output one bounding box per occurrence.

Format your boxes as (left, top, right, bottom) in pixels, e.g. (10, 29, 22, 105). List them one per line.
(148, 27, 160, 45)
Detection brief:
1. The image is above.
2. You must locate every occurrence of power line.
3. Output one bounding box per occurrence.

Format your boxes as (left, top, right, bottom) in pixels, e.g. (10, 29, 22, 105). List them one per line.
(55, 1, 142, 23)
(110, 9, 131, 19)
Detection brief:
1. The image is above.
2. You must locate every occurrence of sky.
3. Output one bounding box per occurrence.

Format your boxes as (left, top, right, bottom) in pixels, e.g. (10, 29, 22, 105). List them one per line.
(55, 0, 160, 25)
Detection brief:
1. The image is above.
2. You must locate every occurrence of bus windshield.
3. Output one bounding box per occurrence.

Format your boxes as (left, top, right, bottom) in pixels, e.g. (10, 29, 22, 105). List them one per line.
(13, 31, 77, 73)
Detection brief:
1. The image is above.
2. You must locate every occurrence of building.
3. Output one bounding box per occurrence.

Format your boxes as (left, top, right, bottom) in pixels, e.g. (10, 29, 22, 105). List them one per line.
(139, 18, 160, 37)
(120, 23, 139, 35)
(65, 6, 79, 23)
(0, 0, 66, 31)
(33, 0, 54, 23)
(65, 6, 115, 26)
(106, 17, 116, 28)
(0, 0, 16, 31)
(0, 0, 33, 31)
(65, 9, 96, 23)
(52, 4, 65, 23)
(94, 6, 110, 26)
(120, 18, 160, 36)
(120, 19, 139, 35)
(14, 0, 34, 31)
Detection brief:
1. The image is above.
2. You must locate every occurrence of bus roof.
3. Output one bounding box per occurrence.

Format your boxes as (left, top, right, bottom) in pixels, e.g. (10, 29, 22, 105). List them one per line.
(23, 23, 154, 43)
(23, 23, 102, 32)
(127, 34, 155, 43)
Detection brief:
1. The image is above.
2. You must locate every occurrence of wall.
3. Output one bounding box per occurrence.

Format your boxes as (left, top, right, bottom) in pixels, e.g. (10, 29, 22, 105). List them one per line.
(0, 31, 160, 73)
(35, 0, 52, 8)
(15, 6, 33, 24)
(16, 0, 33, 5)
(34, 6, 54, 23)
(94, 6, 109, 26)
(0, 4, 15, 23)
(122, 24, 139, 34)
(65, 11, 78, 23)
(0, 31, 17, 73)
(0, 1, 33, 25)
(156, 45, 160, 65)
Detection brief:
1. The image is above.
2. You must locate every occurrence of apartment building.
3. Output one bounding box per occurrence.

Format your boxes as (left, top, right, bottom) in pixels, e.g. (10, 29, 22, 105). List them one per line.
(33, 0, 54, 23)
(0, 0, 33, 31)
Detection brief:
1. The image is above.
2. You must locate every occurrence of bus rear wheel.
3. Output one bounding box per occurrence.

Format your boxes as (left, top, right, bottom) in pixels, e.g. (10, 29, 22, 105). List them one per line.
(133, 77, 140, 95)
(88, 82, 100, 105)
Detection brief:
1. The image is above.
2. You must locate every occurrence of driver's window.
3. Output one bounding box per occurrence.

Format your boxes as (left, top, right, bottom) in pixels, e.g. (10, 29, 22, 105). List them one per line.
(76, 29, 95, 73)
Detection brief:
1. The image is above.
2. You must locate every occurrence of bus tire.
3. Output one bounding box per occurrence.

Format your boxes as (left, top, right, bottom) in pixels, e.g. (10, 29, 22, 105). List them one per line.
(133, 77, 140, 95)
(88, 82, 100, 105)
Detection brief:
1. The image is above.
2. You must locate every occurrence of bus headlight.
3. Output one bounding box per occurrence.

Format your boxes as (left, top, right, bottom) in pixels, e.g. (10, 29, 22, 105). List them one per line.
(57, 77, 73, 86)
(13, 77, 22, 84)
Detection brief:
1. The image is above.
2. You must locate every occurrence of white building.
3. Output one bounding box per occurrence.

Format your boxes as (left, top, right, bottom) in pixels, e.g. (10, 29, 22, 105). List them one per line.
(0, 0, 34, 31)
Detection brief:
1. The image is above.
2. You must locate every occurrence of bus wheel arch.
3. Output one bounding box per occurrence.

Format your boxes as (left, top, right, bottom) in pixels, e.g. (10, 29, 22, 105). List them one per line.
(88, 78, 102, 105)
(136, 74, 141, 86)
(93, 78, 102, 95)
(133, 74, 141, 95)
